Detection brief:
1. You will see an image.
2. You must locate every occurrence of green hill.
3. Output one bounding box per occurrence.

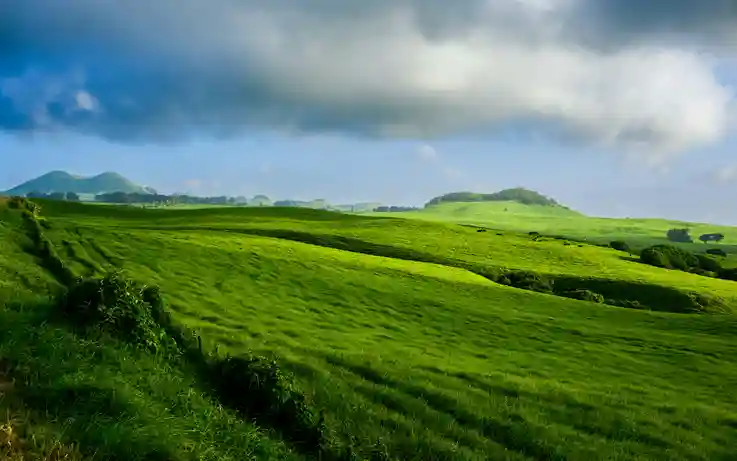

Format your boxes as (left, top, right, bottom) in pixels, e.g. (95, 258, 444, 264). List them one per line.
(3, 171, 153, 196)
(1, 198, 736, 459)
(425, 188, 565, 208)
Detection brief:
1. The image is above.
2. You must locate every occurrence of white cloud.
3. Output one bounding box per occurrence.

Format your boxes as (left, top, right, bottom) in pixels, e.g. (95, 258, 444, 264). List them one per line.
(0, 0, 735, 156)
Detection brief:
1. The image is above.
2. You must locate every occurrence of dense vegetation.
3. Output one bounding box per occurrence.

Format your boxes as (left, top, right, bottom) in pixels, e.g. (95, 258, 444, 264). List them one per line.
(1, 198, 736, 460)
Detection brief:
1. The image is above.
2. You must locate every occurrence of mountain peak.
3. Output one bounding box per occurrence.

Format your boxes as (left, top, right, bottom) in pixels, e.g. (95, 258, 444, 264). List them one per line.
(3, 171, 150, 196)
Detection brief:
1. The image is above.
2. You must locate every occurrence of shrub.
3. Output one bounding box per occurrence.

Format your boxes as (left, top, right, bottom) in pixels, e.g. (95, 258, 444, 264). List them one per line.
(7, 196, 40, 215)
(210, 355, 328, 454)
(718, 268, 737, 281)
(58, 273, 174, 353)
(610, 299, 645, 310)
(609, 241, 630, 252)
(562, 289, 605, 303)
(504, 271, 553, 293)
(640, 244, 698, 271)
(706, 248, 727, 257)
(694, 254, 723, 273)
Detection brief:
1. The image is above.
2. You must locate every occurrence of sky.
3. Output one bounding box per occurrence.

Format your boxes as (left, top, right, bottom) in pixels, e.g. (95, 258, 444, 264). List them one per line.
(1, 0, 737, 222)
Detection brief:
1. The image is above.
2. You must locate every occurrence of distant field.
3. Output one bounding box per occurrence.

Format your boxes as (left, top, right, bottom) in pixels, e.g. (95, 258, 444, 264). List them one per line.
(1, 200, 736, 460)
(368, 201, 737, 248)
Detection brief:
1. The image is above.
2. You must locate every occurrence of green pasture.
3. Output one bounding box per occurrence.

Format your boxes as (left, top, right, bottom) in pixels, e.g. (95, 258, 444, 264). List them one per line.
(1, 199, 736, 460)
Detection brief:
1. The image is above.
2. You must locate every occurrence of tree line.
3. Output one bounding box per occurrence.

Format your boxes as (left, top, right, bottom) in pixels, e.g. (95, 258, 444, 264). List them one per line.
(666, 228, 725, 244)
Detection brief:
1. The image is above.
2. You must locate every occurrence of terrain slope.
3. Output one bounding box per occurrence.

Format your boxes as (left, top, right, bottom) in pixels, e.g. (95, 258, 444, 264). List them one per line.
(1, 199, 736, 460)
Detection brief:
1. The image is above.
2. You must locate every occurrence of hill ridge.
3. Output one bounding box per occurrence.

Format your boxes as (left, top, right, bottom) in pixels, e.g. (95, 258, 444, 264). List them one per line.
(425, 187, 565, 208)
(4, 170, 153, 196)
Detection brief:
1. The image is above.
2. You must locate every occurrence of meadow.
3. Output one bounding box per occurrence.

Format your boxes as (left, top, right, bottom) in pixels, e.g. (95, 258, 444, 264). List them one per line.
(1, 198, 737, 460)
(370, 201, 737, 248)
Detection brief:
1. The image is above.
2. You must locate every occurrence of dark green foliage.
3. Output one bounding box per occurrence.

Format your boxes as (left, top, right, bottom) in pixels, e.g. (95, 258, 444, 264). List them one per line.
(694, 254, 722, 273)
(706, 248, 727, 257)
(666, 228, 693, 243)
(210, 355, 330, 456)
(561, 289, 605, 303)
(639, 244, 737, 283)
(425, 188, 563, 207)
(609, 299, 645, 310)
(718, 268, 737, 281)
(7, 196, 41, 215)
(699, 233, 724, 243)
(609, 241, 630, 252)
(58, 273, 174, 353)
(501, 271, 553, 293)
(66, 191, 81, 201)
(689, 268, 717, 278)
(640, 245, 698, 271)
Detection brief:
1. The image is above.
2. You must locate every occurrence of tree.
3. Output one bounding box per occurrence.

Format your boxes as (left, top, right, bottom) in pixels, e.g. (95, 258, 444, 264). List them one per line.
(48, 192, 66, 201)
(26, 191, 48, 199)
(699, 233, 724, 244)
(666, 228, 693, 243)
(66, 191, 81, 201)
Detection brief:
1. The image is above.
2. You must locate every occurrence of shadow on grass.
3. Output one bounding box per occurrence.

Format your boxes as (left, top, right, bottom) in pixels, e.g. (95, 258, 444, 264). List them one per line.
(212, 227, 724, 314)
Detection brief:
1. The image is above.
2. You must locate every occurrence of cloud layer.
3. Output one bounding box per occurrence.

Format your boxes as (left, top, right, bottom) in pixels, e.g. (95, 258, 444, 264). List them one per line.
(1, 0, 735, 153)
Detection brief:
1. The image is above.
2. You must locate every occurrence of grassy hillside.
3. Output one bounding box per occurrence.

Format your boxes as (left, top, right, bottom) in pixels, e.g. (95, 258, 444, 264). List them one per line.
(372, 200, 737, 248)
(1, 200, 737, 460)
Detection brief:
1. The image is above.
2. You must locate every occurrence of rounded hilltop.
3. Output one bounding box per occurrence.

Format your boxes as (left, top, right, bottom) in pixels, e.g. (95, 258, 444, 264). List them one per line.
(425, 187, 566, 208)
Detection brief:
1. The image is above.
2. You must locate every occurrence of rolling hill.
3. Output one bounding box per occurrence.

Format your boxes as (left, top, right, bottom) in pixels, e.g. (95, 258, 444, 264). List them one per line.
(368, 189, 737, 250)
(3, 171, 154, 196)
(424, 188, 567, 208)
(1, 198, 736, 459)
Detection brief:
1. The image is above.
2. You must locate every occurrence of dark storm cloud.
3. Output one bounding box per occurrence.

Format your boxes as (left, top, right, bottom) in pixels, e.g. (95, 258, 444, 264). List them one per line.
(0, 0, 734, 154)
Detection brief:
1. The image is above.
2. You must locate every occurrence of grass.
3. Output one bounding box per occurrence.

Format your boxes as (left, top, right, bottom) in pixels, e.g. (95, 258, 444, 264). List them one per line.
(1, 199, 737, 459)
(370, 200, 737, 247)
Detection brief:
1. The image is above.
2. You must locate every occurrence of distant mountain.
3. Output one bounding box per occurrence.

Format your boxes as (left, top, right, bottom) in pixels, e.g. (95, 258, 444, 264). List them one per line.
(425, 188, 566, 208)
(4, 171, 154, 196)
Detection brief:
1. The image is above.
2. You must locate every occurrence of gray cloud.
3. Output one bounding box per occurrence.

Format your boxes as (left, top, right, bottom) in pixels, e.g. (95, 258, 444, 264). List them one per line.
(0, 0, 735, 153)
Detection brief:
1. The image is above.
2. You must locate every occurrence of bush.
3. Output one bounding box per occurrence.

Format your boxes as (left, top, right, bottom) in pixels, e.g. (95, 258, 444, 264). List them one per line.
(58, 273, 174, 353)
(503, 271, 553, 293)
(610, 299, 646, 310)
(609, 241, 630, 252)
(562, 289, 605, 303)
(210, 355, 328, 454)
(718, 268, 737, 281)
(706, 248, 727, 257)
(7, 196, 40, 215)
(694, 254, 723, 273)
(640, 244, 698, 271)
